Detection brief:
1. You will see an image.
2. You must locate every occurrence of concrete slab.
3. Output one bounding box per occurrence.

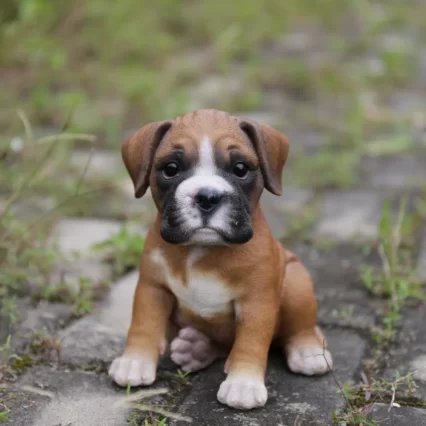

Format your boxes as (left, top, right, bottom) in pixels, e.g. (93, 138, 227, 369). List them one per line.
(170, 329, 366, 425)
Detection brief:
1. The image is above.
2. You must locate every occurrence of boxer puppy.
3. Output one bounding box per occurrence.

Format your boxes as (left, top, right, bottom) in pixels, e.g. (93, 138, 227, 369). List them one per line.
(109, 109, 332, 410)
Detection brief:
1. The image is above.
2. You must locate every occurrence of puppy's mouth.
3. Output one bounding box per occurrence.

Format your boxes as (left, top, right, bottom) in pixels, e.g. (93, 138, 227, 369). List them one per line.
(160, 195, 254, 246)
(161, 224, 253, 246)
(186, 227, 227, 246)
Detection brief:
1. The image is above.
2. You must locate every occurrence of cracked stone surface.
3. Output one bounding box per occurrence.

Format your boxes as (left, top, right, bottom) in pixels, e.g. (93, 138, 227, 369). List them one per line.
(366, 403, 426, 426)
(3, 226, 424, 425)
(3, 366, 132, 426)
(384, 301, 426, 399)
(46, 241, 375, 426)
(314, 190, 384, 241)
(58, 270, 138, 365)
(0, 300, 73, 361)
(4, 193, 423, 426)
(169, 329, 366, 425)
(289, 244, 387, 330)
(2, 364, 189, 426)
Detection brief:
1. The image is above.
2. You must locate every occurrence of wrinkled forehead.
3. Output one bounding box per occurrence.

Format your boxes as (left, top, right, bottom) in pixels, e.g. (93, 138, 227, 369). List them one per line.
(154, 123, 258, 167)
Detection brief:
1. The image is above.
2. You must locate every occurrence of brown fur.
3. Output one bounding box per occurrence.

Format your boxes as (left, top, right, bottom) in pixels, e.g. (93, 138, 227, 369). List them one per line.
(122, 109, 327, 381)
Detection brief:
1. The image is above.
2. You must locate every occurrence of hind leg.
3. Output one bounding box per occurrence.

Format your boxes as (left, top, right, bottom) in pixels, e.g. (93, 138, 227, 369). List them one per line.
(170, 326, 221, 372)
(278, 252, 333, 375)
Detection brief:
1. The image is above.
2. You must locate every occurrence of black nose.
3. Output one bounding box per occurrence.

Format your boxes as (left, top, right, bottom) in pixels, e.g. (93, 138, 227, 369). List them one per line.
(195, 188, 223, 213)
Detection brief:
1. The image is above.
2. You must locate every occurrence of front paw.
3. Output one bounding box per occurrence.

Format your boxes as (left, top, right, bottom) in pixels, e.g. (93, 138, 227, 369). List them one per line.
(287, 346, 333, 376)
(108, 354, 156, 387)
(217, 374, 267, 410)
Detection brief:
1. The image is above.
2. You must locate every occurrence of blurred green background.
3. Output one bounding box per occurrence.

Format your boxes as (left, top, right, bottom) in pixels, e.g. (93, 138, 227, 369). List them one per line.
(1, 0, 425, 141)
(1, 0, 426, 211)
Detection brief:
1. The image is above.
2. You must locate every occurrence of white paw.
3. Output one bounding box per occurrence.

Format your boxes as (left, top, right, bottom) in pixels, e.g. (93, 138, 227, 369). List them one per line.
(108, 354, 156, 387)
(170, 327, 217, 372)
(287, 346, 333, 376)
(217, 374, 267, 410)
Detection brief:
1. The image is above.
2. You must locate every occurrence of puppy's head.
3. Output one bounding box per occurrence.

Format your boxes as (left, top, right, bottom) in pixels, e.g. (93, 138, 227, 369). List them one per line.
(122, 109, 289, 246)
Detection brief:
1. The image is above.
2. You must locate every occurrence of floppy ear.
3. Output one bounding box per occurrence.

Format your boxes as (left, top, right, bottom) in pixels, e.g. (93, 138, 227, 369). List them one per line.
(239, 119, 289, 196)
(121, 120, 173, 198)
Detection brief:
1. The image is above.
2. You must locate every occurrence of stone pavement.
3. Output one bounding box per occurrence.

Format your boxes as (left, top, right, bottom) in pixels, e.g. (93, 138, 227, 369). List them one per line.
(1, 107, 426, 426)
(2, 158, 426, 425)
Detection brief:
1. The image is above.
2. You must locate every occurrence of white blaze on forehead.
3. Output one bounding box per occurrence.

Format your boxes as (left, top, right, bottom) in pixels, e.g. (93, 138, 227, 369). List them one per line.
(198, 136, 216, 175)
(175, 136, 233, 200)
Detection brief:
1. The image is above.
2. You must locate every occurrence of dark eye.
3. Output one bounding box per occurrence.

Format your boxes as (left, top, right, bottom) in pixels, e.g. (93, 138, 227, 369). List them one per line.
(162, 162, 179, 179)
(233, 162, 249, 179)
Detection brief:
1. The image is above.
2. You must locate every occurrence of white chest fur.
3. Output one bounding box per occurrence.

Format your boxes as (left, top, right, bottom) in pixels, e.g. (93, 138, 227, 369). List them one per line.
(150, 248, 234, 318)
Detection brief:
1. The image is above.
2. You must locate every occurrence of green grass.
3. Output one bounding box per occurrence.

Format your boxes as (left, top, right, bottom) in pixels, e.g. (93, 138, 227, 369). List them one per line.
(332, 371, 419, 426)
(0, 115, 113, 324)
(330, 196, 426, 425)
(93, 224, 145, 275)
(0, 335, 32, 382)
(175, 368, 192, 385)
(361, 198, 424, 343)
(128, 415, 168, 426)
(122, 388, 192, 425)
(0, 211, 57, 319)
(0, 410, 10, 423)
